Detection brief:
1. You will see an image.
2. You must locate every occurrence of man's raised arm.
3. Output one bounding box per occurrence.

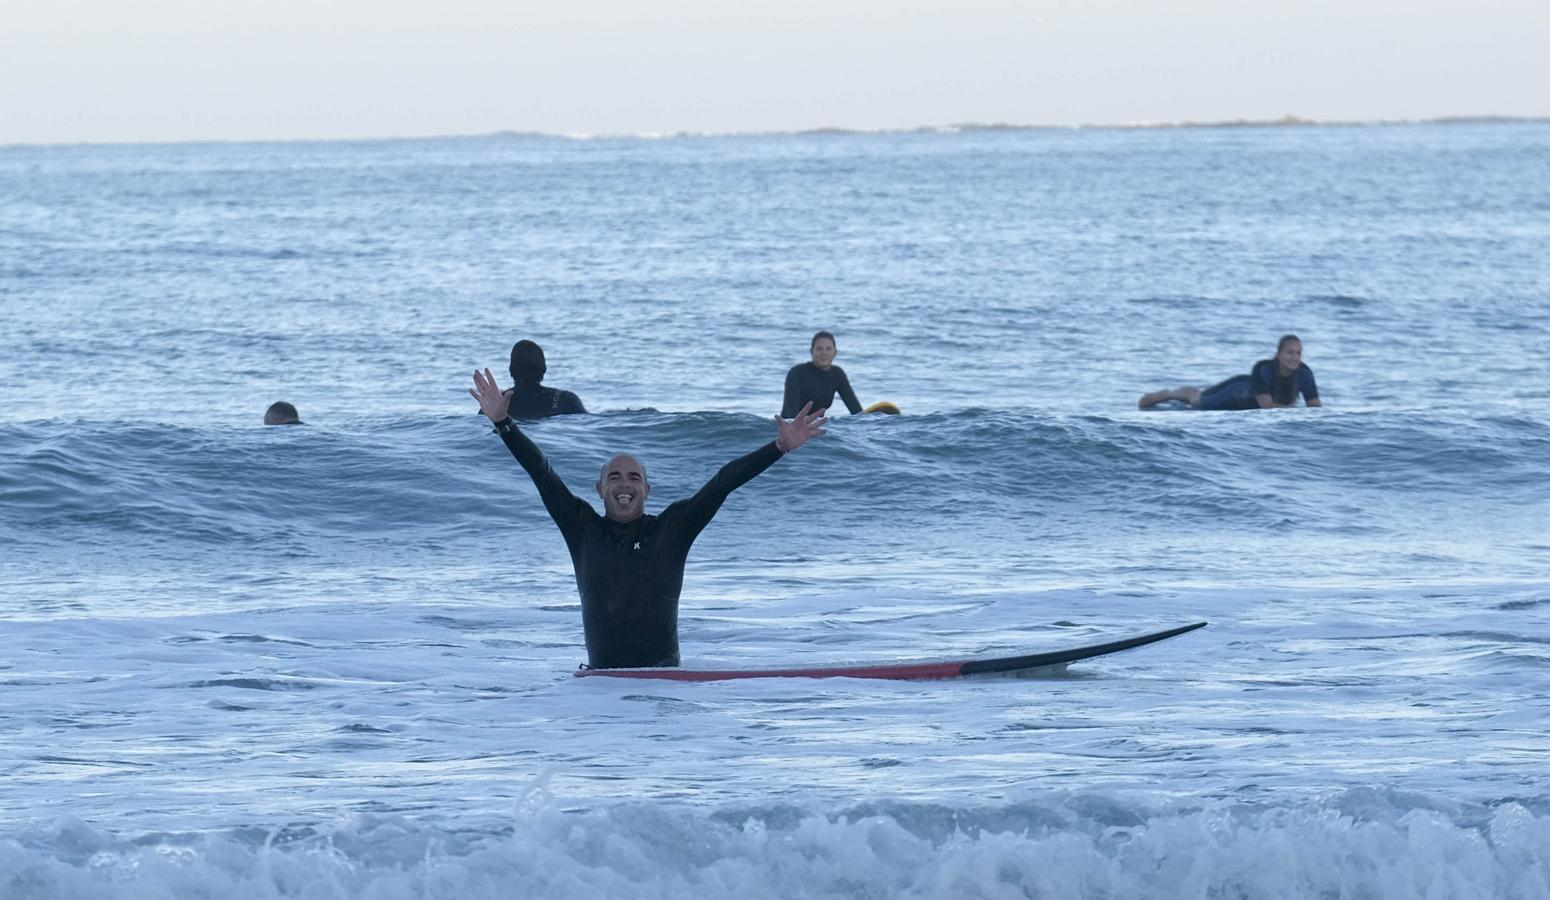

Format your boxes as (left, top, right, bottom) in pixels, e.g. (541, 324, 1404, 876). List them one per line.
(469, 367, 590, 533)
(676, 402, 828, 534)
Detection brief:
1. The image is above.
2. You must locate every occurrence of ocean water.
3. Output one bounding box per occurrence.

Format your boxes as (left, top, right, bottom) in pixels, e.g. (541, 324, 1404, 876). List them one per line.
(2, 122, 1549, 898)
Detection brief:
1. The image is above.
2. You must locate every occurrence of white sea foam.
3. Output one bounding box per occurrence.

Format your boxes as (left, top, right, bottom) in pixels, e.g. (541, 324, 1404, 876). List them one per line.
(4, 796, 1547, 900)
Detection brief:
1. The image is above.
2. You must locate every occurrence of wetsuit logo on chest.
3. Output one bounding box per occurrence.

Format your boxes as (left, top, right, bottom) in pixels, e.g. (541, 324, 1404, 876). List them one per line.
(609, 523, 649, 556)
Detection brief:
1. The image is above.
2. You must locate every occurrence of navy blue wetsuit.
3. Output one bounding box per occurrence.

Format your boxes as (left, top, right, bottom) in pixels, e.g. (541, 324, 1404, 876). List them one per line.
(782, 363, 862, 418)
(1200, 359, 1318, 410)
(503, 384, 586, 419)
(494, 418, 783, 668)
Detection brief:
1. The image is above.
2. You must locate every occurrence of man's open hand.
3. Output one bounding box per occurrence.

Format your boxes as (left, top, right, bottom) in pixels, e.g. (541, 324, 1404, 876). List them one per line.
(469, 368, 511, 422)
(774, 401, 828, 453)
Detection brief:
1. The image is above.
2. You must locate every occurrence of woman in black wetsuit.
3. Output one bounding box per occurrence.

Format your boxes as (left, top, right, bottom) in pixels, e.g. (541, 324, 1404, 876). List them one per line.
(781, 331, 864, 418)
(1138, 334, 1322, 410)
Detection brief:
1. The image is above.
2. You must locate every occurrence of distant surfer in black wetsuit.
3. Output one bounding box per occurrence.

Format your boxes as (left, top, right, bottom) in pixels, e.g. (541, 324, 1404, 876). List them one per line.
(781, 331, 864, 418)
(263, 401, 301, 425)
(469, 367, 828, 669)
(1138, 334, 1322, 410)
(501, 340, 587, 418)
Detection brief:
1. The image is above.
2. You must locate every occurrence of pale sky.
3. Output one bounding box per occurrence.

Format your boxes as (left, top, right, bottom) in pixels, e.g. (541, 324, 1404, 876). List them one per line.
(3, 0, 1547, 144)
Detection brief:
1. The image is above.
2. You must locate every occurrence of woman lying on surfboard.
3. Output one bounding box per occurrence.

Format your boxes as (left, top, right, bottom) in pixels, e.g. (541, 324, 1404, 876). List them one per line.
(1138, 334, 1322, 411)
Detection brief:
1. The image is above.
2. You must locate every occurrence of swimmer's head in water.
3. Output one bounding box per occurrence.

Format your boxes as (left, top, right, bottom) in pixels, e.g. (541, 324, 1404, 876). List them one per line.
(810, 331, 837, 369)
(510, 340, 547, 386)
(264, 401, 300, 425)
(597, 454, 650, 523)
(1276, 334, 1302, 373)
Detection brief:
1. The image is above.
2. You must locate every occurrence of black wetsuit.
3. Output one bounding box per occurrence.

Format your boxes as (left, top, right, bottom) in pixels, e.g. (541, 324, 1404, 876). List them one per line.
(1199, 360, 1318, 410)
(782, 363, 862, 418)
(495, 419, 783, 668)
(503, 384, 587, 418)
(1250, 359, 1318, 406)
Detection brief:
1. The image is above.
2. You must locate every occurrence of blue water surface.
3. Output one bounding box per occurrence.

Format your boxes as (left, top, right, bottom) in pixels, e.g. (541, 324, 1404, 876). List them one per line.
(2, 122, 1548, 899)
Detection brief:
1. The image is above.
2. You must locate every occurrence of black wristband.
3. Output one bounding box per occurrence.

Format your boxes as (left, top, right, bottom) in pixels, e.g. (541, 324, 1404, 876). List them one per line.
(492, 417, 515, 435)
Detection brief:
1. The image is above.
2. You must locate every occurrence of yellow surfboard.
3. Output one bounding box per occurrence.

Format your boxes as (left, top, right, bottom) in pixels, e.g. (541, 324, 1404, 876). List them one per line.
(863, 401, 901, 415)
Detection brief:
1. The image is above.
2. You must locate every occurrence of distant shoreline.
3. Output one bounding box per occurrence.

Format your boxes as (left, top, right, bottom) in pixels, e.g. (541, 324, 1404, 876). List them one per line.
(6, 114, 1548, 150)
(932, 114, 1549, 132)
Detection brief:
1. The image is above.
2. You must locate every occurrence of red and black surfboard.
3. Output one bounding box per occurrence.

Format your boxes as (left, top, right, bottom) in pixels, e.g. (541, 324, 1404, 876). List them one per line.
(574, 621, 1206, 682)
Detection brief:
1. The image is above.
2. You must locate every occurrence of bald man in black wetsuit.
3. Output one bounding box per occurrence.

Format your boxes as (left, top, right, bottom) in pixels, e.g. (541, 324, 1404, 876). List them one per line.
(469, 368, 828, 669)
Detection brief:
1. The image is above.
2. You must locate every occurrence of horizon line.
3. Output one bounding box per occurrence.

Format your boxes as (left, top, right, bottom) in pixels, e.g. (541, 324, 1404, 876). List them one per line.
(5, 113, 1547, 151)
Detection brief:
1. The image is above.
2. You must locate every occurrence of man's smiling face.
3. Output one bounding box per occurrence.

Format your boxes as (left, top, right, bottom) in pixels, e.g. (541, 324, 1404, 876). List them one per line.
(597, 454, 650, 522)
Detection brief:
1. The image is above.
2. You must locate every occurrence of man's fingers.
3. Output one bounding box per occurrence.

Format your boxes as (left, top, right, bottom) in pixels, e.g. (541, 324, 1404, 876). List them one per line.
(473, 367, 501, 398)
